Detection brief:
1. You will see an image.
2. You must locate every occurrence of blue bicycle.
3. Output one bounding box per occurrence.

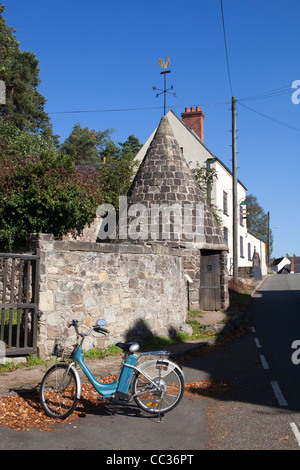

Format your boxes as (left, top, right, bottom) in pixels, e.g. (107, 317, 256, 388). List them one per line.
(40, 319, 184, 420)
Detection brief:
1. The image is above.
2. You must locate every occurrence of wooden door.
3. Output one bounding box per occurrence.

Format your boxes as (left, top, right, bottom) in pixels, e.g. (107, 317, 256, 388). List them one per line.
(199, 252, 221, 311)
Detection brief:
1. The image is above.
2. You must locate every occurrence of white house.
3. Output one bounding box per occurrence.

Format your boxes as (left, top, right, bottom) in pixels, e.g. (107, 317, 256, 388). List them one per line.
(135, 107, 267, 277)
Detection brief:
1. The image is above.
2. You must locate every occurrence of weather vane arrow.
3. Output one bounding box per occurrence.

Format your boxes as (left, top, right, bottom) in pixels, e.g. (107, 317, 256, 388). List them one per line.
(152, 56, 176, 115)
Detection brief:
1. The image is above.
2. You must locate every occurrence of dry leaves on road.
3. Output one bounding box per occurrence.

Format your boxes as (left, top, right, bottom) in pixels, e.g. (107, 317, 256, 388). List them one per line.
(184, 379, 234, 398)
(0, 373, 233, 432)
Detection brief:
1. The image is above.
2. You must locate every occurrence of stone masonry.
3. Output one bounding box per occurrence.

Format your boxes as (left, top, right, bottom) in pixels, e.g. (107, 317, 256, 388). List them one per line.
(122, 115, 226, 248)
(28, 234, 187, 358)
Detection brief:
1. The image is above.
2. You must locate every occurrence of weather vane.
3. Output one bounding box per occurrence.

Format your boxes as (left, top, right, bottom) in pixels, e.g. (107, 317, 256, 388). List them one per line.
(152, 56, 176, 115)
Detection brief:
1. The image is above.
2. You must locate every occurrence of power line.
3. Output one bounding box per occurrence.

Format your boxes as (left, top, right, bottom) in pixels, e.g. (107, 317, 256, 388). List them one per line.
(48, 105, 164, 115)
(220, 0, 233, 96)
(48, 101, 231, 115)
(237, 101, 300, 132)
(238, 85, 292, 102)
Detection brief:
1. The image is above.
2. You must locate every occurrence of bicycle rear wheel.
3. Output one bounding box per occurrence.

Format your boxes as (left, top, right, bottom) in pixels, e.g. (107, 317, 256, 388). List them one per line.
(132, 364, 184, 415)
(40, 363, 79, 419)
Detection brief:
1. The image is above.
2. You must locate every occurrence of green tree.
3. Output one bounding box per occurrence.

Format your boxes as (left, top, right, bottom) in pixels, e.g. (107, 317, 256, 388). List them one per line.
(101, 139, 121, 162)
(102, 134, 142, 162)
(119, 135, 142, 160)
(0, 121, 59, 163)
(62, 123, 114, 165)
(99, 154, 138, 209)
(99, 135, 141, 208)
(245, 193, 273, 254)
(0, 124, 103, 250)
(0, 4, 56, 139)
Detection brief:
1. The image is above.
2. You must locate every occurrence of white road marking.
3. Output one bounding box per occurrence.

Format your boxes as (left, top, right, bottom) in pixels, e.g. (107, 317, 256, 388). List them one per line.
(290, 422, 300, 448)
(251, 326, 256, 333)
(259, 355, 270, 369)
(254, 338, 262, 348)
(271, 381, 288, 406)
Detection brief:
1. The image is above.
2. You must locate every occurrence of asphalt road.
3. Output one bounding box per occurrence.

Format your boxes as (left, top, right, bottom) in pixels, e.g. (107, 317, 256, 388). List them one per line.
(1, 273, 300, 452)
(206, 273, 300, 449)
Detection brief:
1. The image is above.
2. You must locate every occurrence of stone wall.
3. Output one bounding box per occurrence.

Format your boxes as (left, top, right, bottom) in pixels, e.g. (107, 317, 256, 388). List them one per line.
(28, 234, 187, 358)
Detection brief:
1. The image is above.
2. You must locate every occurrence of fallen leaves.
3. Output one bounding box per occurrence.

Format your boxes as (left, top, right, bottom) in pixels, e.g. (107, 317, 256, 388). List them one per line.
(184, 380, 234, 398)
(0, 372, 233, 433)
(0, 373, 118, 432)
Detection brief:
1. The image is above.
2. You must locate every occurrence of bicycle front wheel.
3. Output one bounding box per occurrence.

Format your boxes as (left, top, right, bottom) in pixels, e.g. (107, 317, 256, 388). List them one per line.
(132, 364, 184, 415)
(40, 364, 79, 419)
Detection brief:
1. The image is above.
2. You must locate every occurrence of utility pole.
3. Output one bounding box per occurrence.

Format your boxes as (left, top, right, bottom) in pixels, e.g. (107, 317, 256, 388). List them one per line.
(267, 211, 270, 268)
(232, 96, 238, 283)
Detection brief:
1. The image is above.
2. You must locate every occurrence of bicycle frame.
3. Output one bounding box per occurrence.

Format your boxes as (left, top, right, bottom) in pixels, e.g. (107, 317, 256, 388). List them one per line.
(41, 320, 184, 421)
(71, 347, 138, 398)
(67, 346, 175, 402)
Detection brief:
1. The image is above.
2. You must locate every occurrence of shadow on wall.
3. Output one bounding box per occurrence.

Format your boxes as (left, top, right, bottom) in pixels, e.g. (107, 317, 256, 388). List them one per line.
(124, 319, 178, 343)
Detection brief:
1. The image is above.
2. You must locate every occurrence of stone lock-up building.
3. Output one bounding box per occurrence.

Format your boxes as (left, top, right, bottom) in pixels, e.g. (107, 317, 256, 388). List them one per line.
(115, 115, 229, 312)
(24, 115, 229, 358)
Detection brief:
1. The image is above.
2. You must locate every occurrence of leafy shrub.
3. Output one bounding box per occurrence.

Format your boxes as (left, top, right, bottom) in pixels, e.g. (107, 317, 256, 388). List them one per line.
(0, 144, 103, 250)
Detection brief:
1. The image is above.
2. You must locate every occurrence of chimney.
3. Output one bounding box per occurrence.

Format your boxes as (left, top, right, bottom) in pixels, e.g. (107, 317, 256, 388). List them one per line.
(181, 106, 204, 142)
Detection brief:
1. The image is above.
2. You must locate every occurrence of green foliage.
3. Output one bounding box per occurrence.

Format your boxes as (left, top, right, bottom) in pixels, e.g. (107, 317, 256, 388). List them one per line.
(61, 123, 114, 165)
(0, 5, 142, 252)
(0, 121, 141, 250)
(245, 193, 273, 253)
(99, 154, 139, 209)
(191, 162, 223, 226)
(0, 4, 56, 140)
(0, 124, 103, 251)
(0, 121, 59, 162)
(83, 344, 123, 360)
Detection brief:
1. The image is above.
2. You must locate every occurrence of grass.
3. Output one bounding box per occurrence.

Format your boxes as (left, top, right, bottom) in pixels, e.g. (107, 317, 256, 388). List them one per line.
(138, 331, 190, 351)
(187, 320, 221, 341)
(187, 308, 223, 341)
(84, 343, 123, 360)
(0, 354, 54, 373)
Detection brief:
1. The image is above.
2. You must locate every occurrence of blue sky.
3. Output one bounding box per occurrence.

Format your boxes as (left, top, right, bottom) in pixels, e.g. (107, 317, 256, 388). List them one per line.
(3, 0, 300, 258)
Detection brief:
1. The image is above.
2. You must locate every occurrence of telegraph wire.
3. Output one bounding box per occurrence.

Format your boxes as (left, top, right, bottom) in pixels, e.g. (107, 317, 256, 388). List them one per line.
(237, 101, 300, 132)
(48, 101, 232, 115)
(238, 84, 292, 102)
(220, 0, 233, 96)
(47, 89, 299, 133)
(49, 106, 164, 115)
(47, 86, 291, 115)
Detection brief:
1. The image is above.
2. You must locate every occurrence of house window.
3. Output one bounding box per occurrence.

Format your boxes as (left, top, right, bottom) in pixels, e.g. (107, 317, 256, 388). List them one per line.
(248, 243, 251, 261)
(223, 191, 228, 215)
(240, 205, 244, 226)
(223, 227, 228, 245)
(240, 236, 244, 258)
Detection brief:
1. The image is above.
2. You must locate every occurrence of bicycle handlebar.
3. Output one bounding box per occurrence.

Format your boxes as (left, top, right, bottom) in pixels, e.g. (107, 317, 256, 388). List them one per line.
(93, 325, 109, 334)
(67, 319, 109, 336)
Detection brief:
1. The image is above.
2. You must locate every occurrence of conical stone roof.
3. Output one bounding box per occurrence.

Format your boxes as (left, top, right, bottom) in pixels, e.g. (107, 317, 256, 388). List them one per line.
(118, 115, 227, 250)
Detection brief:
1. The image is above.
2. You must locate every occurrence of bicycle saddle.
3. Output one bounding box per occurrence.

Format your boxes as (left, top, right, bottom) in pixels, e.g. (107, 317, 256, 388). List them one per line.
(116, 342, 140, 353)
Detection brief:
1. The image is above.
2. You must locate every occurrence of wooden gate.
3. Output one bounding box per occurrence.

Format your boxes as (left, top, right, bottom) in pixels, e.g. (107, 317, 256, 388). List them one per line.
(0, 252, 40, 356)
(199, 251, 221, 311)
